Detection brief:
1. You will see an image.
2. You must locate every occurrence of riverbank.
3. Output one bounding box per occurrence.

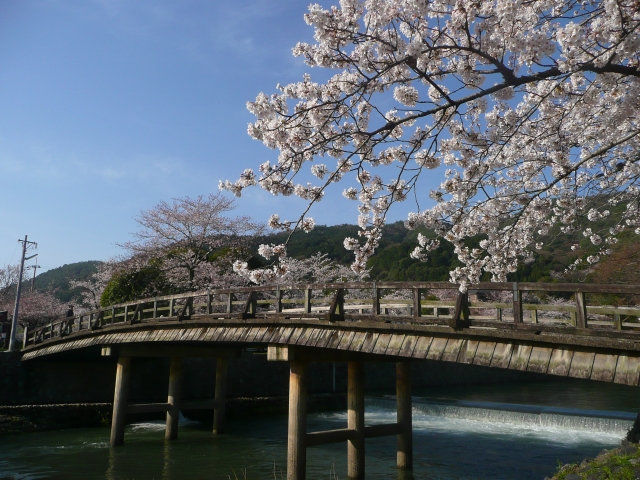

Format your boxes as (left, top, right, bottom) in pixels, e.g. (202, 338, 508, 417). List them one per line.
(548, 441, 640, 479)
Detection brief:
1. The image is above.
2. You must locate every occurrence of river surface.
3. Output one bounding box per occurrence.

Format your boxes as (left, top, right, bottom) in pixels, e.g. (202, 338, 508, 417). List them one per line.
(1, 380, 638, 480)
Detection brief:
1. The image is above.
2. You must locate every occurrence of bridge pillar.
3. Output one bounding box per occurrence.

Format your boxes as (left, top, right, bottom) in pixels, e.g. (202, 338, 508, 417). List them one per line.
(110, 356, 131, 447)
(396, 362, 412, 470)
(287, 359, 307, 480)
(165, 356, 183, 440)
(213, 356, 228, 435)
(347, 361, 365, 480)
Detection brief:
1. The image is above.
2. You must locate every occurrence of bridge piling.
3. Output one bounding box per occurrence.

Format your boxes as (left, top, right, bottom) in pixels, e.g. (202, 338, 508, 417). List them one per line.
(165, 356, 182, 440)
(287, 359, 307, 480)
(110, 356, 131, 447)
(347, 361, 365, 479)
(396, 362, 412, 470)
(213, 357, 228, 435)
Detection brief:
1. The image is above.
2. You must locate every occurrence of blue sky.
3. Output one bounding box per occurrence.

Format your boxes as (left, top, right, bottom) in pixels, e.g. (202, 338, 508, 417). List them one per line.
(0, 0, 417, 272)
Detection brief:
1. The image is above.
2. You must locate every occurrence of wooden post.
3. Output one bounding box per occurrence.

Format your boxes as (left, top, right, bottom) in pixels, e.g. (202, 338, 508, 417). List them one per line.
(396, 362, 412, 470)
(169, 299, 174, 317)
(276, 288, 283, 313)
(226, 293, 233, 314)
(207, 293, 213, 314)
(615, 312, 622, 330)
(348, 361, 365, 480)
(512, 283, 523, 324)
(412, 288, 421, 318)
(373, 284, 380, 316)
(153, 300, 158, 318)
(110, 356, 131, 447)
(575, 291, 588, 329)
(165, 357, 183, 440)
(304, 288, 312, 314)
(22, 324, 28, 349)
(288, 360, 307, 480)
(213, 357, 228, 435)
(123, 305, 129, 323)
(450, 291, 469, 329)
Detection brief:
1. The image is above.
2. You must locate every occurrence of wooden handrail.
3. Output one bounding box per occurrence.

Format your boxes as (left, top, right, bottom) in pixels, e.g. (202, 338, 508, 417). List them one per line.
(22, 281, 640, 348)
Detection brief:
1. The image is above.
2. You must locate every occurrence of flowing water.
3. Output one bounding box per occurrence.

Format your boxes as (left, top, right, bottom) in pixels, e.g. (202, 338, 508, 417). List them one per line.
(1, 380, 637, 480)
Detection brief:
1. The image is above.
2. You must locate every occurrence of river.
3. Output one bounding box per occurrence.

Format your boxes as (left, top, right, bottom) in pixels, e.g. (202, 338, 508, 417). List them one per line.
(1, 380, 637, 479)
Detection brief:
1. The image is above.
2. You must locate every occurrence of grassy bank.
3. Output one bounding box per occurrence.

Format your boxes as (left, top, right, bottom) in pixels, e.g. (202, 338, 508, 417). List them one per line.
(549, 442, 640, 480)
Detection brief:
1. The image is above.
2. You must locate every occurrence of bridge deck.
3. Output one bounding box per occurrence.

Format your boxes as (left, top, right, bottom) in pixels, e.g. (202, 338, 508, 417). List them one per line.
(21, 281, 640, 385)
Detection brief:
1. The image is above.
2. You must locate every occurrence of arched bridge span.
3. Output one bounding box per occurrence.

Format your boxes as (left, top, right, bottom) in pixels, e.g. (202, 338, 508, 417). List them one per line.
(22, 281, 640, 386)
(19, 281, 640, 480)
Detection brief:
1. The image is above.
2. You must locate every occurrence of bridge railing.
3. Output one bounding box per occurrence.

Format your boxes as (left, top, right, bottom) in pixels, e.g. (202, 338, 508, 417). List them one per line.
(22, 282, 640, 348)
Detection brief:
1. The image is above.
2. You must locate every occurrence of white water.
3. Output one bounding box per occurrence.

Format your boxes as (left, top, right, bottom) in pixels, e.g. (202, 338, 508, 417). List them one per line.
(315, 396, 633, 445)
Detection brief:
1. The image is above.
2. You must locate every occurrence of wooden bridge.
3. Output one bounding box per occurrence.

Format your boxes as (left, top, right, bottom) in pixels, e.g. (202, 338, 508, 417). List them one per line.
(20, 281, 640, 480)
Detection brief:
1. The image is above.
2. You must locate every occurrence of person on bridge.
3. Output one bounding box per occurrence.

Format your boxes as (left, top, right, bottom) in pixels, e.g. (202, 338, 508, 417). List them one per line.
(66, 305, 74, 318)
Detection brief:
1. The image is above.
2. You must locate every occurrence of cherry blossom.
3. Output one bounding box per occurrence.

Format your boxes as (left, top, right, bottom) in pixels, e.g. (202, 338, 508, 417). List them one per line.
(224, 0, 640, 289)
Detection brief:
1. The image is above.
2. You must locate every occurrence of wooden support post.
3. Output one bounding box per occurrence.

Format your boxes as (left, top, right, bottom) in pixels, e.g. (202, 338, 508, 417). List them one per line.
(615, 312, 622, 330)
(575, 291, 587, 329)
(165, 357, 182, 440)
(110, 356, 131, 447)
(287, 360, 308, 480)
(348, 361, 365, 480)
(373, 284, 380, 316)
(111, 307, 116, 324)
(169, 299, 174, 317)
(213, 357, 228, 435)
(412, 288, 421, 318)
(304, 288, 312, 314)
(123, 305, 129, 323)
(396, 362, 412, 471)
(512, 283, 523, 324)
(153, 300, 158, 318)
(207, 293, 213, 314)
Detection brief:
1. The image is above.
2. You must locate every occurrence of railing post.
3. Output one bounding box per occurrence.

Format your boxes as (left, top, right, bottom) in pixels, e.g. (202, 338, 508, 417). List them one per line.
(412, 288, 422, 318)
(207, 293, 213, 315)
(575, 291, 587, 329)
(22, 324, 28, 349)
(276, 288, 283, 313)
(372, 283, 380, 316)
(111, 307, 116, 324)
(153, 299, 158, 318)
(450, 291, 470, 329)
(242, 291, 257, 319)
(123, 305, 129, 323)
(326, 288, 345, 322)
(226, 293, 233, 314)
(304, 288, 312, 314)
(615, 312, 622, 330)
(168, 299, 174, 317)
(512, 283, 523, 324)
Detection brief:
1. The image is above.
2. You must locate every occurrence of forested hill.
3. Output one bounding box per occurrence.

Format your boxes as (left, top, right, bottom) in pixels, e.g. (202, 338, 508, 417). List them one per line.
(32, 220, 638, 302)
(32, 261, 101, 302)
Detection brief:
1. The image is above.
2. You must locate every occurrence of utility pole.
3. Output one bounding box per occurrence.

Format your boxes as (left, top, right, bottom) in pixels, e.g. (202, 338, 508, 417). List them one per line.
(28, 263, 41, 292)
(9, 235, 37, 352)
